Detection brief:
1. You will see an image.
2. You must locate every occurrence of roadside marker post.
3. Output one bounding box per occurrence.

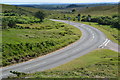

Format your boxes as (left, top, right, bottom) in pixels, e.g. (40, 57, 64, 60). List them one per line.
(68, 17, 71, 25)
(88, 17, 91, 25)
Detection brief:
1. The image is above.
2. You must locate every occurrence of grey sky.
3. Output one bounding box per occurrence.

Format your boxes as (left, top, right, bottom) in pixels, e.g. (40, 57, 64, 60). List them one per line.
(1, 0, 119, 4)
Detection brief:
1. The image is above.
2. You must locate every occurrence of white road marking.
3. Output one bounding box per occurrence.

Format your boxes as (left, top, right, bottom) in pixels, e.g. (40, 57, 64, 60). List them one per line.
(101, 46, 104, 48)
(25, 62, 46, 70)
(105, 40, 110, 46)
(98, 39, 110, 48)
(1, 61, 47, 77)
(98, 45, 102, 48)
(98, 39, 108, 48)
(92, 35, 95, 39)
(103, 39, 108, 45)
(84, 27, 95, 40)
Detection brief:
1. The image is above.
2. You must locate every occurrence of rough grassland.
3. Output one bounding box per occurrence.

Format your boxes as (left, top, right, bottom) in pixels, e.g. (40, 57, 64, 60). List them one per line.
(79, 5, 118, 16)
(2, 20, 81, 66)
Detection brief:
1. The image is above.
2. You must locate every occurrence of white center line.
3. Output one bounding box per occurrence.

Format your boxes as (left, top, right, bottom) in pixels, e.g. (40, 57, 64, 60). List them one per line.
(25, 62, 46, 70)
(92, 35, 95, 39)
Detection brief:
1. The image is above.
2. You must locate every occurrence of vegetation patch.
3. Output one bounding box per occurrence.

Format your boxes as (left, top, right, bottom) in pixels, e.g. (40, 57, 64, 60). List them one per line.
(1, 4, 81, 67)
(2, 20, 81, 66)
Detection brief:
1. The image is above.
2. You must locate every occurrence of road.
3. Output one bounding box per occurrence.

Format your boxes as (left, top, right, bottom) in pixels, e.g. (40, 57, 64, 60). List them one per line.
(1, 19, 109, 78)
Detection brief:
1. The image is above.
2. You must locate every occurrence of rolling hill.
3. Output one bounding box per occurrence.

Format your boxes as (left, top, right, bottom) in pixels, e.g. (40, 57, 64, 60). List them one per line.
(1, 4, 81, 66)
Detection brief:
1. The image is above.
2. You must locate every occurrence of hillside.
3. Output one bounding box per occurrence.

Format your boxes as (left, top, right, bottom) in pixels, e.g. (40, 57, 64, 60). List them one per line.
(49, 4, 119, 44)
(49, 5, 118, 20)
(79, 5, 118, 16)
(1, 4, 41, 13)
(1, 4, 81, 66)
(1, 4, 119, 79)
(15, 3, 118, 9)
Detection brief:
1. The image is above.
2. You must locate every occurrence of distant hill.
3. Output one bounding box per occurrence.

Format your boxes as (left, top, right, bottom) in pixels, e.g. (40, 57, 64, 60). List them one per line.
(66, 3, 118, 8)
(66, 4, 79, 8)
(15, 4, 68, 10)
(1, 4, 43, 16)
(14, 2, 118, 10)
(78, 5, 118, 16)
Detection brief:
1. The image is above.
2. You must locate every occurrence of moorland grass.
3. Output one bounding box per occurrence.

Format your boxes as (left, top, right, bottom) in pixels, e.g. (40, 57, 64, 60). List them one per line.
(2, 20, 81, 66)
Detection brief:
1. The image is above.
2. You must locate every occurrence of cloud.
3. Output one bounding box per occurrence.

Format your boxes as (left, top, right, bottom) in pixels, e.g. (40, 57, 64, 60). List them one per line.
(1, 0, 119, 4)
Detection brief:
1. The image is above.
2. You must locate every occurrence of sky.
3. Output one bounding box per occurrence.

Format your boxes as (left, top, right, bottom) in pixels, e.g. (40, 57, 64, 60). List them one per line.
(0, 0, 119, 4)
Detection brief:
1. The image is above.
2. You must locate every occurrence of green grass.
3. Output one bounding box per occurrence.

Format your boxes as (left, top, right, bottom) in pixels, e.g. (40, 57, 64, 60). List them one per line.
(1, 4, 39, 14)
(2, 20, 81, 66)
(0, 30, 2, 66)
(3, 20, 81, 44)
(2, 4, 119, 79)
(1, 4, 52, 17)
(78, 5, 118, 16)
(49, 49, 118, 71)
(1, 4, 81, 67)
(49, 5, 118, 19)
(11, 49, 118, 78)
(48, 5, 119, 45)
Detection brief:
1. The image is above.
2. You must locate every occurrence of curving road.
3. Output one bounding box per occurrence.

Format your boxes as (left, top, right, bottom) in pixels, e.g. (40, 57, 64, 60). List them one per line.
(1, 19, 109, 78)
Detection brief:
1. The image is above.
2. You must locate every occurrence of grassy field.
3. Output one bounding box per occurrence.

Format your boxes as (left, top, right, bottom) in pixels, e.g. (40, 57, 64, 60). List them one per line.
(2, 4, 119, 79)
(1, 4, 41, 14)
(1, 4, 82, 66)
(78, 5, 118, 16)
(2, 19, 81, 66)
(11, 49, 118, 78)
(3, 20, 81, 44)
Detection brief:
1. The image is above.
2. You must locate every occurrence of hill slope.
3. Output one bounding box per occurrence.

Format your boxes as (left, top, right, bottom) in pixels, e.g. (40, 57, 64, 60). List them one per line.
(79, 5, 118, 16)
(1, 4, 81, 67)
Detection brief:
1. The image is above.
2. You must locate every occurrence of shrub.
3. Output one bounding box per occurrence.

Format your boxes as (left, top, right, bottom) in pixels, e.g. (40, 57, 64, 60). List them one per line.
(35, 11, 46, 22)
(8, 20, 16, 28)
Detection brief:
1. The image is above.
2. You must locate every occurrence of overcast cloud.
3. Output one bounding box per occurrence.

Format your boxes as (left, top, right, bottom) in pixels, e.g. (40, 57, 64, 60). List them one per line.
(1, 0, 119, 4)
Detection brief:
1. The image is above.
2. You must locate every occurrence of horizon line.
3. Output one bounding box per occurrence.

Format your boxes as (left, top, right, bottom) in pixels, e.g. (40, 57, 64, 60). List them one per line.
(1, 2, 119, 5)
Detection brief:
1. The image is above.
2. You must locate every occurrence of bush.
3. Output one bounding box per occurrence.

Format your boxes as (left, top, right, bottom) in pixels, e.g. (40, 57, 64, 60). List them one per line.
(8, 20, 16, 28)
(2, 40, 59, 66)
(35, 11, 46, 22)
(81, 15, 119, 29)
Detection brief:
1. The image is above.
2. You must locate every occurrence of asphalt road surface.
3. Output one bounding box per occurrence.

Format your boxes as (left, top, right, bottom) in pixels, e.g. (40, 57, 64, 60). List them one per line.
(1, 19, 110, 78)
